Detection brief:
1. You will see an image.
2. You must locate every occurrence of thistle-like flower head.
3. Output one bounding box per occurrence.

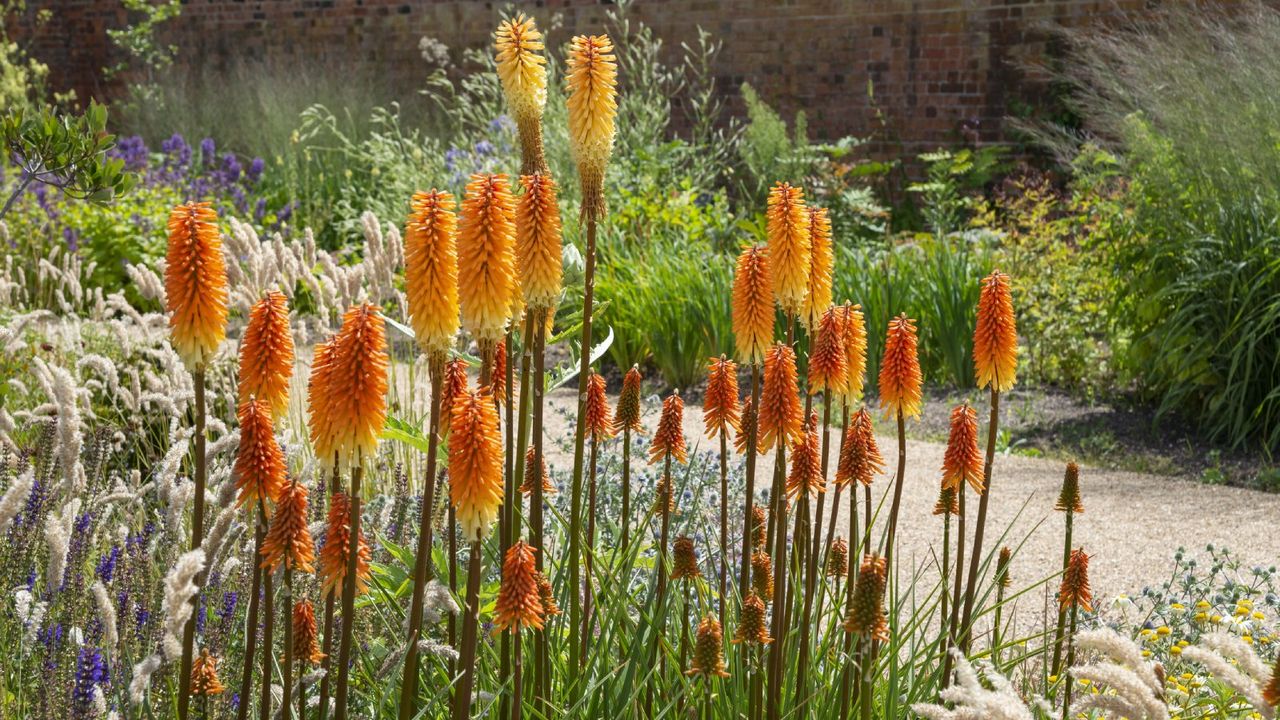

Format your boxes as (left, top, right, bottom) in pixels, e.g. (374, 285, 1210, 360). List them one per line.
(585, 370, 614, 441)
(612, 364, 643, 435)
(974, 270, 1018, 392)
(449, 389, 505, 541)
(844, 553, 889, 643)
(808, 305, 847, 395)
(1055, 462, 1084, 514)
(235, 397, 286, 508)
(836, 407, 885, 488)
(458, 174, 518, 343)
(802, 206, 833, 331)
(686, 614, 730, 679)
(405, 189, 460, 358)
(759, 342, 802, 452)
(293, 600, 326, 664)
(672, 536, 702, 580)
(566, 34, 618, 220)
(704, 356, 741, 440)
(318, 491, 372, 598)
(260, 480, 315, 573)
(165, 202, 228, 371)
(733, 592, 773, 645)
(495, 14, 549, 174)
(836, 302, 868, 405)
(328, 304, 389, 469)
(786, 412, 824, 499)
(648, 391, 687, 465)
(766, 182, 811, 319)
(516, 173, 563, 310)
(879, 314, 923, 420)
(1060, 547, 1093, 612)
(732, 245, 774, 365)
(493, 540, 544, 634)
(941, 403, 984, 494)
(238, 290, 294, 420)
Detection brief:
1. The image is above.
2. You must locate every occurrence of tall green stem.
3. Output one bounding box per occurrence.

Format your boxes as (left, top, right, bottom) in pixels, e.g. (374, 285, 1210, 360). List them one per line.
(567, 218, 598, 678)
(333, 463, 364, 720)
(959, 389, 1000, 652)
(737, 365, 762, 598)
(1051, 511, 1074, 676)
(453, 542, 484, 720)
(259, 501, 275, 720)
(883, 409, 907, 573)
(178, 368, 207, 720)
(318, 461, 340, 720)
(237, 523, 264, 720)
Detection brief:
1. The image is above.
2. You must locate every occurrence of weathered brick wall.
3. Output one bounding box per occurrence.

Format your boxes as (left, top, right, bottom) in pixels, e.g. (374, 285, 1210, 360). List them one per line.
(12, 0, 1155, 155)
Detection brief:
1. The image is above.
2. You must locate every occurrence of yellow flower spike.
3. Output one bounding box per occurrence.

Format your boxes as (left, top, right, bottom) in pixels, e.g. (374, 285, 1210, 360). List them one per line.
(165, 202, 228, 371)
(808, 305, 847, 396)
(565, 34, 618, 221)
(836, 302, 868, 405)
(405, 189, 460, 358)
(238, 290, 294, 421)
(802, 206, 833, 331)
(879, 313, 923, 420)
(458, 174, 518, 345)
(516, 173, 564, 311)
(328, 304, 389, 469)
(765, 182, 811, 319)
(494, 14, 549, 175)
(974, 269, 1018, 392)
(732, 245, 774, 366)
(941, 403, 984, 494)
(449, 389, 505, 542)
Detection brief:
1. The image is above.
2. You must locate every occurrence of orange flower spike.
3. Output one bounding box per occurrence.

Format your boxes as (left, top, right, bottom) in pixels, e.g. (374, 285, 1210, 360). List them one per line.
(838, 302, 868, 404)
(585, 370, 614, 441)
(494, 14, 548, 174)
(732, 245, 774, 366)
(260, 480, 315, 573)
(293, 600, 326, 664)
(493, 540, 544, 634)
(164, 202, 228, 371)
(535, 572, 560, 617)
(1059, 548, 1093, 612)
(519, 445, 556, 496)
(941, 403, 984, 494)
(438, 358, 470, 438)
(786, 412, 823, 499)
(671, 536, 702, 580)
(686, 614, 730, 679)
(827, 537, 849, 578)
(765, 182, 811, 318)
(612, 364, 643, 435)
(1263, 656, 1280, 707)
(327, 304, 389, 467)
(974, 270, 1018, 392)
(404, 189, 460, 358)
(933, 485, 959, 516)
(648, 391, 688, 465)
(758, 342, 802, 452)
(1055, 462, 1084, 514)
(449, 389, 505, 541)
(750, 550, 774, 600)
(836, 408, 885, 488)
(732, 592, 773, 645)
(703, 356, 741, 440)
(492, 338, 508, 407)
(234, 397, 287, 508)
(307, 336, 340, 470)
(565, 34, 618, 221)
(802, 206, 833, 331)
(318, 491, 372, 598)
(733, 395, 757, 457)
(516, 173, 563, 310)
(458, 173, 518, 343)
(808, 305, 848, 396)
(750, 505, 767, 550)
(878, 314, 923, 420)
(238, 290, 294, 420)
(844, 554, 890, 643)
(190, 648, 226, 696)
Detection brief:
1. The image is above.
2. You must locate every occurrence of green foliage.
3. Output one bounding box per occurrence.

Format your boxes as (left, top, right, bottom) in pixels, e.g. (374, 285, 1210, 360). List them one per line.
(737, 82, 822, 201)
(0, 2, 54, 113)
(907, 148, 1008, 236)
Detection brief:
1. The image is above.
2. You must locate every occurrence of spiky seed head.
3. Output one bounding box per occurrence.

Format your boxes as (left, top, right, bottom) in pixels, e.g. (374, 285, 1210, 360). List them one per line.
(494, 14, 549, 174)
(704, 356, 741, 440)
(318, 491, 371, 598)
(787, 412, 824, 499)
(458, 174, 518, 343)
(733, 592, 773, 645)
(235, 397, 287, 508)
(190, 648, 225, 696)
(405, 189, 460, 358)
(942, 403, 984, 494)
(732, 245, 774, 365)
(879, 314, 923, 420)
(844, 554, 889, 643)
(765, 182, 811, 318)
(759, 343, 802, 452)
(751, 550, 774, 600)
(612, 364, 643, 435)
(836, 408, 885, 488)
(672, 536, 702, 580)
(585, 371, 614, 441)
(494, 540, 544, 634)
(974, 270, 1018, 392)
(836, 302, 868, 405)
(449, 389, 505, 542)
(808, 305, 848, 395)
(996, 547, 1013, 589)
(165, 202, 228, 371)
(238, 290, 294, 420)
(565, 34, 618, 221)
(802, 206, 833, 331)
(1055, 461, 1084, 514)
(293, 600, 326, 664)
(686, 614, 730, 679)
(933, 485, 959, 516)
(516, 173, 563, 309)
(648, 391, 688, 465)
(1060, 547, 1093, 612)
(827, 537, 849, 578)
(519, 445, 555, 496)
(260, 480, 315, 573)
(327, 304, 389, 470)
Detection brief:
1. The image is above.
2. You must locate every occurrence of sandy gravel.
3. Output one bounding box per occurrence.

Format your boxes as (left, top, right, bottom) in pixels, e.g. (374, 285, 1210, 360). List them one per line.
(541, 388, 1280, 605)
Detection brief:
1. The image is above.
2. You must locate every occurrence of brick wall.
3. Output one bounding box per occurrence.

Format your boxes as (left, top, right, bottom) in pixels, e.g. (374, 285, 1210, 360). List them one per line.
(11, 0, 1157, 156)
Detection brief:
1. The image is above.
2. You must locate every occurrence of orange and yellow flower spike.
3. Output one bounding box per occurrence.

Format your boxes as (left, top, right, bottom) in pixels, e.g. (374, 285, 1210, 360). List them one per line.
(494, 14, 549, 175)
(844, 554, 890, 642)
(516, 173, 564, 311)
(808, 305, 847, 396)
(234, 397, 287, 508)
(758, 342, 802, 452)
(292, 600, 326, 664)
(836, 302, 868, 405)
(1059, 548, 1093, 612)
(260, 480, 315, 573)
(404, 189, 460, 359)
(835, 408, 885, 489)
(974, 269, 1018, 392)
(307, 335, 339, 471)
(704, 356, 741, 440)
(493, 540, 544, 634)
(328, 304, 389, 469)
(585, 370, 614, 441)
(649, 391, 688, 465)
(941, 403, 984, 494)
(458, 174, 518, 345)
(449, 389, 505, 541)
(878, 314, 923, 420)
(765, 182, 810, 319)
(238, 290, 294, 421)
(165, 202, 228, 371)
(612, 364, 643, 435)
(786, 412, 823, 499)
(565, 34, 618, 221)
(732, 245, 774, 366)
(318, 491, 372, 598)
(686, 614, 730, 679)
(802, 206, 833, 331)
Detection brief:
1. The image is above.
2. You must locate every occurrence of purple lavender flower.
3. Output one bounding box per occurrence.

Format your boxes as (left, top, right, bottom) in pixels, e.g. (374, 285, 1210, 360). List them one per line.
(73, 646, 109, 714)
(110, 135, 150, 172)
(200, 138, 216, 166)
(96, 545, 121, 584)
(247, 157, 265, 183)
(161, 134, 191, 167)
(62, 227, 80, 251)
(474, 140, 495, 157)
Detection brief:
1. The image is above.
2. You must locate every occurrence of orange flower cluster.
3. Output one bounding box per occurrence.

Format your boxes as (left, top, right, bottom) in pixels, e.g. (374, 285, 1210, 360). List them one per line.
(520, 445, 555, 496)
(653, 475, 675, 516)
(318, 492, 372, 598)
(686, 614, 730, 679)
(933, 486, 958, 516)
(261, 480, 315, 573)
(235, 397, 286, 508)
(750, 505, 767, 550)
(732, 245, 774, 366)
(458, 174, 518, 343)
(565, 34, 617, 220)
(1055, 462, 1084, 514)
(238, 290, 294, 420)
(1059, 548, 1092, 612)
(996, 547, 1013, 589)
(493, 541, 544, 634)
(404, 189, 460, 358)
(786, 413, 823, 499)
(307, 336, 340, 469)
(844, 554, 889, 643)
(758, 343, 802, 452)
(648, 392, 687, 465)
(802, 206, 833, 331)
(438, 358, 470, 437)
(165, 202, 228, 371)
(585, 371, 614, 441)
(974, 270, 1018, 392)
(827, 537, 849, 578)
(449, 389, 505, 541)
(190, 648, 225, 696)
(672, 536, 701, 580)
(941, 403, 984, 494)
(879, 314, 923, 420)
(492, 338, 508, 406)
(837, 302, 868, 405)
(536, 572, 560, 617)
(733, 592, 773, 645)
(733, 396, 756, 457)
(612, 365, 643, 435)
(703, 356, 741, 440)
(765, 182, 811, 319)
(516, 173, 563, 310)
(836, 408, 885, 488)
(293, 600, 326, 664)
(326, 304, 389, 468)
(808, 305, 847, 395)
(751, 550, 774, 600)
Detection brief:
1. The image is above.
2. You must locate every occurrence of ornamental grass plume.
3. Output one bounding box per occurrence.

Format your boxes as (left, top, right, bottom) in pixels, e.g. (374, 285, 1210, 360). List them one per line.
(827, 536, 849, 578)
(765, 182, 811, 319)
(802, 207, 833, 331)
(758, 342, 802, 452)
(458, 173, 518, 346)
(234, 397, 287, 508)
(844, 554, 889, 643)
(786, 412, 823, 499)
(1068, 628, 1169, 720)
(293, 601, 325, 664)
(686, 615, 730, 679)
(190, 649, 225, 696)
(732, 245, 774, 365)
(809, 305, 848, 396)
(704, 356, 741, 439)
(879, 314, 923, 420)
(449, 389, 505, 541)
(751, 550, 774, 600)
(565, 34, 617, 221)
(404, 189, 460, 358)
(238, 290, 295, 420)
(494, 14, 548, 174)
(733, 592, 773, 645)
(836, 408, 885, 488)
(613, 364, 643, 435)
(1060, 548, 1092, 612)
(493, 541, 544, 633)
(974, 270, 1018, 392)
(585, 370, 613, 440)
(942, 403, 984, 493)
(672, 536, 702, 580)
(1182, 633, 1276, 719)
(165, 202, 228, 371)
(516, 173, 563, 310)
(837, 302, 868, 405)
(519, 444, 555, 495)
(328, 304, 389, 468)
(318, 492, 371, 597)
(648, 391, 688, 465)
(911, 649, 1036, 720)
(260, 480, 315, 573)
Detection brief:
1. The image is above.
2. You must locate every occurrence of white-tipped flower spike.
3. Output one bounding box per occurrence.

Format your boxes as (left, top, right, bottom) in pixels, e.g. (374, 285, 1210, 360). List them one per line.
(566, 34, 618, 221)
